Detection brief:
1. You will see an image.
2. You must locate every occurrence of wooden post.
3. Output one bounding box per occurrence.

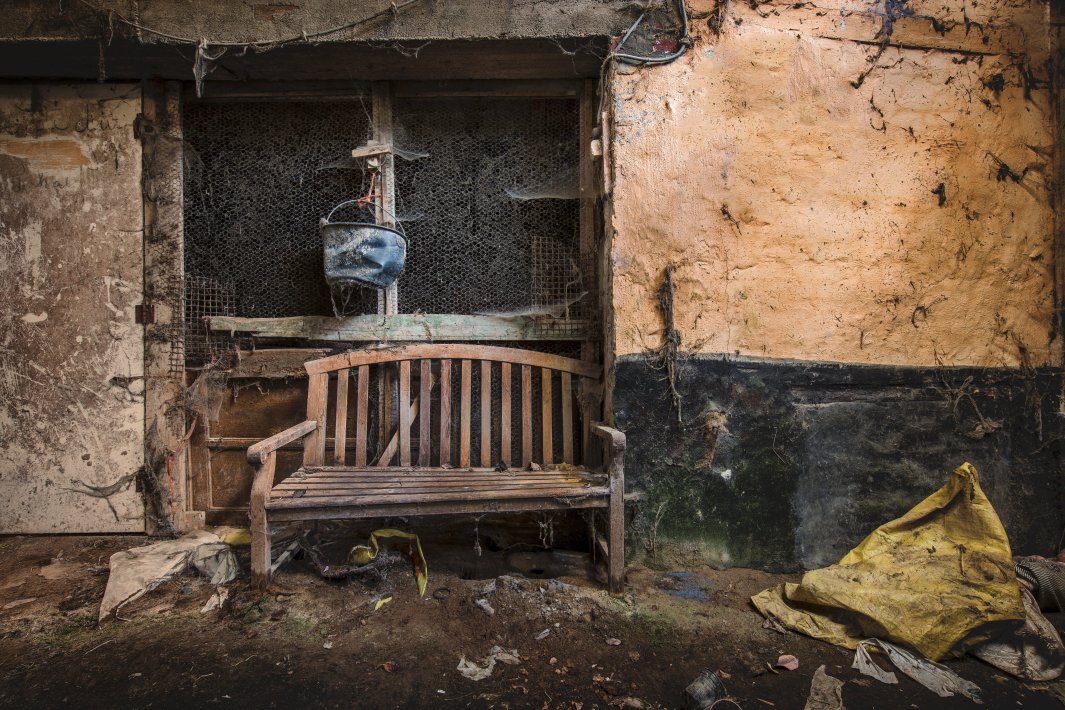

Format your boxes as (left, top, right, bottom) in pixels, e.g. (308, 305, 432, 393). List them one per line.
(373, 82, 398, 455)
(578, 79, 602, 468)
(250, 451, 276, 590)
(142, 80, 203, 532)
(372, 81, 398, 317)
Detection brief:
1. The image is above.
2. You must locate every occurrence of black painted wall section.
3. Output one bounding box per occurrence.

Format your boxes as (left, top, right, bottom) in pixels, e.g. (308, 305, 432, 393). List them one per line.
(613, 355, 1064, 572)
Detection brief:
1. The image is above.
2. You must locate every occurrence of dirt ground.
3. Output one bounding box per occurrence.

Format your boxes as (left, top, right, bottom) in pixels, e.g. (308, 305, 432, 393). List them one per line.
(0, 534, 1063, 710)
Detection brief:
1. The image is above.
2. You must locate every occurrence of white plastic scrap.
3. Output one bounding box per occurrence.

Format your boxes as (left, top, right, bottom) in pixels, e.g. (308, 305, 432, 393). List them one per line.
(803, 665, 845, 710)
(200, 586, 229, 614)
(191, 543, 239, 585)
(852, 639, 983, 703)
(99, 530, 225, 621)
(456, 646, 521, 681)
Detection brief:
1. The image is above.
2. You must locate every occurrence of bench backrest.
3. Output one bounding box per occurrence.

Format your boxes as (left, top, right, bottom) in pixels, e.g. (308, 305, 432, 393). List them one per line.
(301, 344, 602, 470)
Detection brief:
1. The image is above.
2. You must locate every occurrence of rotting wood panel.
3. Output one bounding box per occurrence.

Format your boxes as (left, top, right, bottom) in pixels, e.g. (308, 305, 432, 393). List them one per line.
(0, 84, 145, 532)
(198, 380, 308, 515)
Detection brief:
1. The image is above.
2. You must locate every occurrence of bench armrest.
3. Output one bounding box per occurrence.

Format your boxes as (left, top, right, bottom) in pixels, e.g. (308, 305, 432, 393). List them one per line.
(590, 423, 626, 480)
(247, 419, 318, 465)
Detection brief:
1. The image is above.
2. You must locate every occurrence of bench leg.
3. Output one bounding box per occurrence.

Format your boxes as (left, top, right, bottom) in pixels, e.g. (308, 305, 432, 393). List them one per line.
(608, 475, 625, 594)
(250, 452, 276, 591)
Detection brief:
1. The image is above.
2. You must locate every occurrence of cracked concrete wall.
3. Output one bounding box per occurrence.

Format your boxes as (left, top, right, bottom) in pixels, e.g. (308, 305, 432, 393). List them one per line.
(609, 0, 1059, 368)
(0, 84, 144, 533)
(0, 0, 634, 43)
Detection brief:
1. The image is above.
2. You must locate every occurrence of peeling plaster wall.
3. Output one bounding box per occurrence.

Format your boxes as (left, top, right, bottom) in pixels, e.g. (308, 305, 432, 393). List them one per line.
(609, 0, 1058, 368)
(0, 85, 144, 533)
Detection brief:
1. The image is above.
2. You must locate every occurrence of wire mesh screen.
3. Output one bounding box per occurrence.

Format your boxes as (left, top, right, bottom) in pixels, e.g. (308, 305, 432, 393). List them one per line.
(393, 97, 589, 334)
(180, 94, 591, 368)
(182, 100, 375, 322)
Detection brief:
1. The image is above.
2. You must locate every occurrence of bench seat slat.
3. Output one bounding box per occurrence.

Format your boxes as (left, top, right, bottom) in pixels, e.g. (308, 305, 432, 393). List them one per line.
(267, 484, 609, 510)
(272, 481, 600, 497)
(268, 497, 609, 523)
(281, 473, 600, 483)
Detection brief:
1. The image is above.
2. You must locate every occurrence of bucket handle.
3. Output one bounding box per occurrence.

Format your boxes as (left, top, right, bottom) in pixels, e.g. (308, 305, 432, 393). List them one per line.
(321, 199, 408, 241)
(323, 199, 370, 224)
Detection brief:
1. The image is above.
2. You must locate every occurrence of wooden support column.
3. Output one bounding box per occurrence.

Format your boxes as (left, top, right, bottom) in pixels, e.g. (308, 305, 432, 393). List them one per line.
(142, 81, 203, 532)
(373, 81, 399, 317)
(578, 78, 604, 467)
(373, 82, 399, 453)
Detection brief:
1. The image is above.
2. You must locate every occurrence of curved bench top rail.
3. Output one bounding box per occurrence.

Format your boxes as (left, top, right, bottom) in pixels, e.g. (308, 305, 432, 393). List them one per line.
(305, 344, 600, 379)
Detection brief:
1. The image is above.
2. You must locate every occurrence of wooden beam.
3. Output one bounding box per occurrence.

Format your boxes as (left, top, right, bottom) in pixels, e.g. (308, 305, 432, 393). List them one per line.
(227, 348, 330, 378)
(209, 313, 592, 341)
(392, 79, 581, 98)
(142, 80, 199, 532)
(308, 344, 601, 379)
(372, 81, 398, 317)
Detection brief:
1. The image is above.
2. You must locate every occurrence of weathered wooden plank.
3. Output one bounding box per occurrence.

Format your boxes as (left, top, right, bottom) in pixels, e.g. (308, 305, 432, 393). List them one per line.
(306, 342, 600, 378)
(334, 368, 349, 464)
(481, 360, 492, 467)
(268, 496, 608, 522)
(282, 466, 598, 478)
(268, 485, 610, 509)
(439, 359, 452, 466)
(500, 362, 511, 467)
(278, 474, 600, 485)
(304, 372, 328, 466)
(561, 371, 573, 464)
(274, 474, 600, 485)
(355, 365, 369, 467)
(246, 420, 318, 464)
(460, 360, 472, 468)
(419, 359, 431, 467)
(376, 370, 435, 467)
(272, 480, 599, 497)
(542, 367, 553, 466)
(392, 79, 581, 98)
(209, 314, 591, 342)
(579, 77, 599, 466)
(373, 81, 398, 317)
(228, 348, 330, 379)
(398, 360, 411, 467)
(214, 436, 358, 451)
(521, 365, 532, 467)
(249, 451, 275, 590)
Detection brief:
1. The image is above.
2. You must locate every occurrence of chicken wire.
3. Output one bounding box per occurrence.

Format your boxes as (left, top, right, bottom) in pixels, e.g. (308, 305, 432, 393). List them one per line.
(182, 99, 376, 322)
(180, 94, 591, 367)
(393, 96, 590, 335)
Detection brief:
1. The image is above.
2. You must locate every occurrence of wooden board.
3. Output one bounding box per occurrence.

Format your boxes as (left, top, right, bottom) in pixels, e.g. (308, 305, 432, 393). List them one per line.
(307, 344, 600, 379)
(209, 313, 591, 342)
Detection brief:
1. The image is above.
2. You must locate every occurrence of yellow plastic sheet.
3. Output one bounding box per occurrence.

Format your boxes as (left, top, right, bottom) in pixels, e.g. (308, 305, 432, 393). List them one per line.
(349, 528, 428, 597)
(752, 463, 1025, 660)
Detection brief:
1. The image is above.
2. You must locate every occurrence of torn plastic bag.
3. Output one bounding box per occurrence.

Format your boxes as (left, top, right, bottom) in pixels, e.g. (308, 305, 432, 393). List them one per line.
(99, 530, 225, 621)
(852, 638, 983, 703)
(970, 586, 1065, 681)
(752, 463, 1024, 660)
(191, 542, 239, 585)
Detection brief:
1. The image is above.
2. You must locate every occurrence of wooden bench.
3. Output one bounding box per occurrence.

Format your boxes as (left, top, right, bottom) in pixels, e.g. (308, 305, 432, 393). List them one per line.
(246, 344, 626, 592)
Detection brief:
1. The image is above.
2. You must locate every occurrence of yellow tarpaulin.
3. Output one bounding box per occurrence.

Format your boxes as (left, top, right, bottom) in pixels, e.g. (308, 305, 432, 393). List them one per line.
(349, 528, 428, 597)
(752, 463, 1025, 660)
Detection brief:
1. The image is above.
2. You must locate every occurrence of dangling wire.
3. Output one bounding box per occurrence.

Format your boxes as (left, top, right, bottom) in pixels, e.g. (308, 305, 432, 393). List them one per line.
(612, 0, 691, 66)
